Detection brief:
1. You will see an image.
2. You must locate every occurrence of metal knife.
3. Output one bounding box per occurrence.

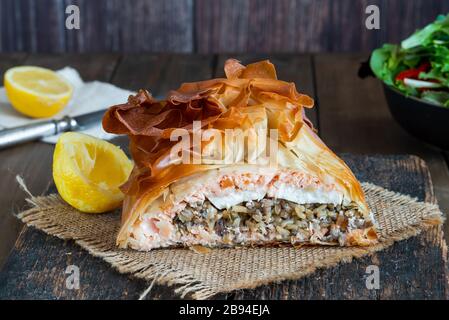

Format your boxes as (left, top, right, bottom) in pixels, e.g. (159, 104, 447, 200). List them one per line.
(0, 109, 106, 150)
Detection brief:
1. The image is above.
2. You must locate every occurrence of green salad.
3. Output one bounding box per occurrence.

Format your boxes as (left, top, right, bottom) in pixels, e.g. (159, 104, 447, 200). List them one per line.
(370, 13, 449, 107)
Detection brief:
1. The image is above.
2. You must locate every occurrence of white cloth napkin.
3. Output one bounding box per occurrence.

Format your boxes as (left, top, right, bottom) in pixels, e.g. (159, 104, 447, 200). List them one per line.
(0, 67, 134, 143)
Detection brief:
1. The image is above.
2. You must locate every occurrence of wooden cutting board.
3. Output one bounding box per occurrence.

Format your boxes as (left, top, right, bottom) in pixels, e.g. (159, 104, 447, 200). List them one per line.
(0, 154, 447, 299)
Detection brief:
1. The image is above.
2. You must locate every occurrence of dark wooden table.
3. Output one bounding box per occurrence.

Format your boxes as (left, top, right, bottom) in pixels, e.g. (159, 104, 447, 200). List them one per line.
(0, 53, 448, 299)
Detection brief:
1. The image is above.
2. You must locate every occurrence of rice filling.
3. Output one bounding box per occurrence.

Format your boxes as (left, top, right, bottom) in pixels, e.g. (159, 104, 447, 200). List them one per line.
(173, 198, 374, 246)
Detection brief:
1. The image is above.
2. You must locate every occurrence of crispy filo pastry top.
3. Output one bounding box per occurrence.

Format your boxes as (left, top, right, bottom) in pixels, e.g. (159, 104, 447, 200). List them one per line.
(103, 59, 378, 250)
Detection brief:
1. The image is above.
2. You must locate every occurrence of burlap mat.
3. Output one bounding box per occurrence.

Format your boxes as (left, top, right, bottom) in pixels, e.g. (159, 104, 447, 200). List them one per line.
(16, 182, 443, 300)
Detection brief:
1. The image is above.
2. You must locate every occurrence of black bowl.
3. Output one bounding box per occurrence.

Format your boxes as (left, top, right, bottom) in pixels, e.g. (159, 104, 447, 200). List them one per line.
(382, 83, 449, 150)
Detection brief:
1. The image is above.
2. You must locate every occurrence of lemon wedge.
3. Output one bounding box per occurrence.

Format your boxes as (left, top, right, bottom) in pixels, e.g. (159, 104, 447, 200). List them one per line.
(4, 66, 73, 118)
(53, 132, 133, 213)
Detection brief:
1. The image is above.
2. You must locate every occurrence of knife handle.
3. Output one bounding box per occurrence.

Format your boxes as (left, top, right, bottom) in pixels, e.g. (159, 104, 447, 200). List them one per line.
(0, 116, 78, 150)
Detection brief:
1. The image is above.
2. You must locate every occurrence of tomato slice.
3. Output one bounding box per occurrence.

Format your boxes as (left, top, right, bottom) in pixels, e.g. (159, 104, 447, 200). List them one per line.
(395, 62, 430, 81)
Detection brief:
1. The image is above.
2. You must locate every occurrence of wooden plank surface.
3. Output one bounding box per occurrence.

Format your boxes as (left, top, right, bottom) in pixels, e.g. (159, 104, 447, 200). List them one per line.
(0, 0, 194, 53)
(111, 54, 214, 96)
(0, 52, 29, 268)
(2, 1, 449, 53)
(0, 155, 446, 299)
(0, 53, 448, 300)
(195, 0, 449, 53)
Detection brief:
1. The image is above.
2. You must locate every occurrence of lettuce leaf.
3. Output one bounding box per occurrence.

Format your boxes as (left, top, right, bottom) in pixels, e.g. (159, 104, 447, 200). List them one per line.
(419, 69, 449, 87)
(370, 44, 401, 85)
(401, 14, 449, 49)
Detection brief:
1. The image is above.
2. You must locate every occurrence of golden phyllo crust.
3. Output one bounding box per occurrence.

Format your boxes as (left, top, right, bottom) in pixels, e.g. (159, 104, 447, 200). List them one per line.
(103, 59, 378, 250)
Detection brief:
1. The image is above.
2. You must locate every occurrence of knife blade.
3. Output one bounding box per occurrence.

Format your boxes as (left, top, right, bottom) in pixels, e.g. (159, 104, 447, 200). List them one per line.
(0, 109, 107, 150)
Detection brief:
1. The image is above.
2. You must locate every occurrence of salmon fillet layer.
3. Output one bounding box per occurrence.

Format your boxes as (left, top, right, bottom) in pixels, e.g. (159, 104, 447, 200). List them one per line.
(125, 167, 378, 250)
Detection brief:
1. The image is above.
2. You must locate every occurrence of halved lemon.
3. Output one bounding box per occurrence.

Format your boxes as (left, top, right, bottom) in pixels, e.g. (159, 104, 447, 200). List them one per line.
(53, 132, 133, 213)
(4, 66, 73, 118)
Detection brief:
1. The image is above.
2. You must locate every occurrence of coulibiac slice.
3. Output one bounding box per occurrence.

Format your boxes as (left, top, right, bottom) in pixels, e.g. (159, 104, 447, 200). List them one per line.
(103, 59, 378, 251)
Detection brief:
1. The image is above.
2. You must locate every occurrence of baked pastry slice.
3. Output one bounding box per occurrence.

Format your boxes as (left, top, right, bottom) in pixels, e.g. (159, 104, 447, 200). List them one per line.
(103, 59, 378, 251)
